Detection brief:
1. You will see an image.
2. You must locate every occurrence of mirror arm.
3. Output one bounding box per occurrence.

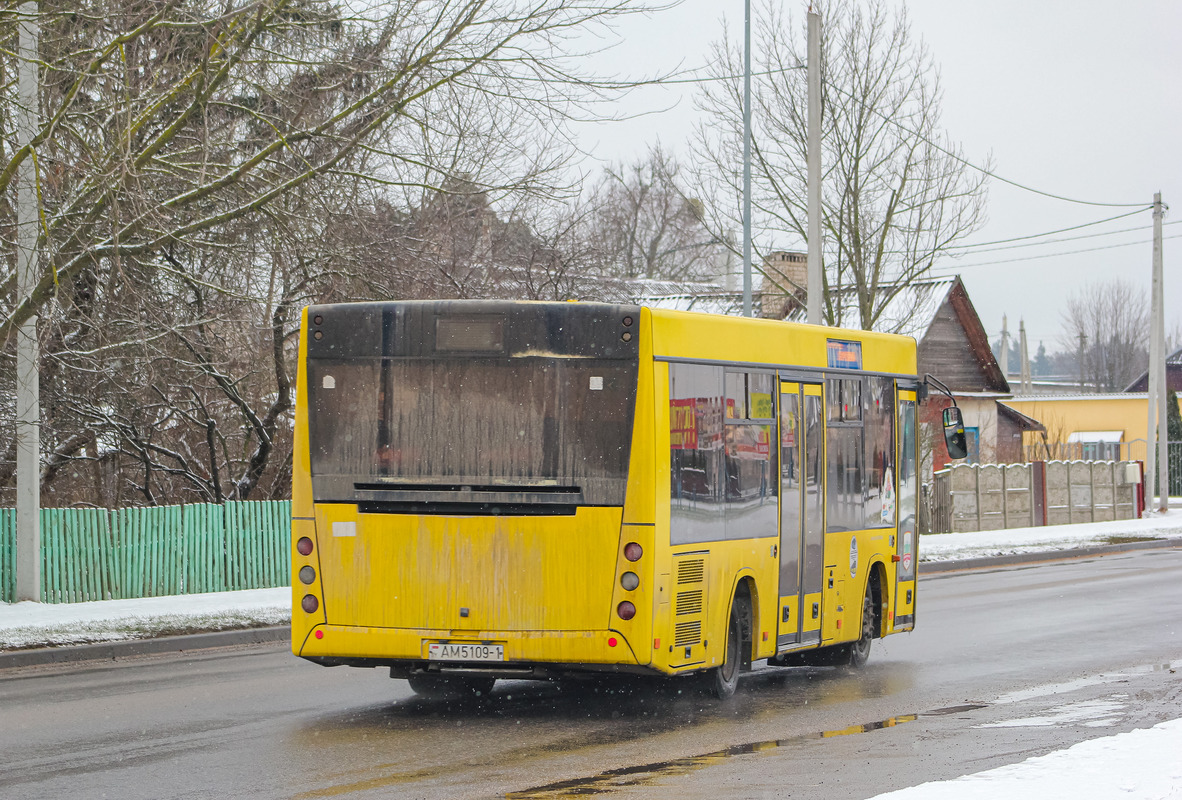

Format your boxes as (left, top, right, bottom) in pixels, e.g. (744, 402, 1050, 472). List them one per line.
(923, 374, 958, 408)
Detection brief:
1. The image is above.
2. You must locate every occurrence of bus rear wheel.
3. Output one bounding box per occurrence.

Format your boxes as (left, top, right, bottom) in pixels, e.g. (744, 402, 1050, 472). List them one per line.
(708, 594, 749, 700)
(407, 673, 496, 700)
(846, 585, 875, 668)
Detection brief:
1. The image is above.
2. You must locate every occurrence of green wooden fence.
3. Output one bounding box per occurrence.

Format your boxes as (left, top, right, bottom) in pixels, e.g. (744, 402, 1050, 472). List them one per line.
(0, 501, 291, 604)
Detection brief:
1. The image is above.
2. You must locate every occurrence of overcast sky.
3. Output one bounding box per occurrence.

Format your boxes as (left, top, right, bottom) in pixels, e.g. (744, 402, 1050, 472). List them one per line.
(576, 0, 1182, 355)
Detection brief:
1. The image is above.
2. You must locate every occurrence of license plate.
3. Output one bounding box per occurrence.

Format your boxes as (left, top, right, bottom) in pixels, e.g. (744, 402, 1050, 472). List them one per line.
(427, 642, 504, 662)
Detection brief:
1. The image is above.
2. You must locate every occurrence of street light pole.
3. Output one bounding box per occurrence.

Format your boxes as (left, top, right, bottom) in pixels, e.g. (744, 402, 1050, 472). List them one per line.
(15, 1, 41, 602)
(806, 9, 822, 325)
(741, 0, 752, 317)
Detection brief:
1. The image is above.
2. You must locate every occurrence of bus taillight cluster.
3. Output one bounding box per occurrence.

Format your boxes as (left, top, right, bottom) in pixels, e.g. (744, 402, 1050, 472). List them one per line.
(297, 536, 319, 613)
(617, 541, 643, 620)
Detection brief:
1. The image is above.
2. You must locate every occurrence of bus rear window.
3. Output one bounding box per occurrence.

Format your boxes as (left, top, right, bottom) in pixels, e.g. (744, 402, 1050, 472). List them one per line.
(307, 357, 637, 507)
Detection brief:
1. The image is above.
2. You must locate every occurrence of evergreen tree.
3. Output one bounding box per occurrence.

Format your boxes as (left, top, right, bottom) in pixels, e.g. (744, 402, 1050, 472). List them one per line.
(1169, 389, 1182, 496)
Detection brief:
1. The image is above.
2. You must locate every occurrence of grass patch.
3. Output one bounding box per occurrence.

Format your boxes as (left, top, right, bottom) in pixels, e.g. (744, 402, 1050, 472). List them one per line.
(1101, 535, 1159, 545)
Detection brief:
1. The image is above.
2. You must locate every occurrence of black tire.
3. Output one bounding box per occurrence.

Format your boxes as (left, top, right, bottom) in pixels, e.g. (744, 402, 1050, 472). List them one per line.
(708, 594, 749, 699)
(407, 673, 496, 700)
(846, 583, 876, 668)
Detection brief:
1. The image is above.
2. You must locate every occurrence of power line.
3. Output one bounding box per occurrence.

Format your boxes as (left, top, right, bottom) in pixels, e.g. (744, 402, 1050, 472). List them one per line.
(949, 217, 1182, 255)
(947, 208, 1152, 250)
(932, 232, 1182, 272)
(817, 78, 1147, 209)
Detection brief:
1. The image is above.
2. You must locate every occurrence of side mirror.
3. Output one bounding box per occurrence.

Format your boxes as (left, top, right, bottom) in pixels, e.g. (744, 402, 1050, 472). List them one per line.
(942, 406, 968, 460)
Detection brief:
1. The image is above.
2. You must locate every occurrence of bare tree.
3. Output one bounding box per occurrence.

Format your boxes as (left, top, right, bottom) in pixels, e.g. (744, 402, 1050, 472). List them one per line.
(587, 145, 725, 282)
(691, 0, 987, 330)
(1060, 278, 1149, 392)
(0, 0, 649, 506)
(0, 0, 643, 345)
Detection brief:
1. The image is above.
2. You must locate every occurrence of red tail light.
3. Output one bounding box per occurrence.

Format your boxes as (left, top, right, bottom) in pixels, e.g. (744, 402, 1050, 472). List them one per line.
(623, 542, 643, 562)
(301, 594, 319, 613)
(617, 601, 636, 620)
(297, 537, 314, 556)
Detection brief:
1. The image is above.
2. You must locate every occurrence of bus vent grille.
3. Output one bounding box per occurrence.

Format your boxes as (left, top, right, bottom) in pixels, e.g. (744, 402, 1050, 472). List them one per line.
(676, 590, 703, 616)
(674, 621, 702, 647)
(677, 559, 705, 584)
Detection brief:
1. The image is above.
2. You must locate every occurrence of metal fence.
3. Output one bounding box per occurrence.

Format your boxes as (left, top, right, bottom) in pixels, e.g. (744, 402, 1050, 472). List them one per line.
(0, 501, 291, 604)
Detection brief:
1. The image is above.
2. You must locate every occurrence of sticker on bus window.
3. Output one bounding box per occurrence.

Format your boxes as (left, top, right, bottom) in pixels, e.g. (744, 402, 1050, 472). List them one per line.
(589, 376, 604, 390)
(882, 467, 896, 522)
(322, 375, 336, 389)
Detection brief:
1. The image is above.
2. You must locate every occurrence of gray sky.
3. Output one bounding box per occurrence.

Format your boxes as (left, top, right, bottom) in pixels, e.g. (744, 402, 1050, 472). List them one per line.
(577, 0, 1182, 354)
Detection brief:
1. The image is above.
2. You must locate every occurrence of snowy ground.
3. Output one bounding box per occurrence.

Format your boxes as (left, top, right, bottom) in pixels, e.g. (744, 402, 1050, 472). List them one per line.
(866, 717, 1182, 800)
(2, 510, 1181, 800)
(0, 587, 290, 650)
(919, 507, 1182, 562)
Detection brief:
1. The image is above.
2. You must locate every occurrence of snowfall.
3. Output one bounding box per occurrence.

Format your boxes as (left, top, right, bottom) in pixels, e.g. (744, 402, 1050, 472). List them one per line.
(2, 509, 1181, 799)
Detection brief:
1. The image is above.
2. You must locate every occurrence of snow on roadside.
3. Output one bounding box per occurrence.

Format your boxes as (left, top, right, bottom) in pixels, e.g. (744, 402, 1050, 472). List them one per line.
(867, 717, 1182, 800)
(918, 508, 1182, 562)
(0, 588, 289, 650)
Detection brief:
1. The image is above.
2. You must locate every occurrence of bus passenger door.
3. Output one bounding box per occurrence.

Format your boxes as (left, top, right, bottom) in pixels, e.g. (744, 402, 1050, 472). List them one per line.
(777, 382, 802, 647)
(894, 390, 919, 630)
(777, 381, 824, 649)
(800, 384, 824, 646)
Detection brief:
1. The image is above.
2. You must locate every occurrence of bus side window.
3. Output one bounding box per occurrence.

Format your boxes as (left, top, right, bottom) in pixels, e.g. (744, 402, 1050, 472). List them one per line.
(670, 364, 726, 545)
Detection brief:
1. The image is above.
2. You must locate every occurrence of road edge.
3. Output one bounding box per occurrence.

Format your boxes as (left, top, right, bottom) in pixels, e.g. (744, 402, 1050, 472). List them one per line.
(0, 625, 290, 670)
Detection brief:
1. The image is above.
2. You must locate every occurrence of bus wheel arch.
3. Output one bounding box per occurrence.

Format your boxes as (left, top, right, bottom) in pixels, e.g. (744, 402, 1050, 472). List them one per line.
(849, 564, 886, 667)
(707, 577, 755, 699)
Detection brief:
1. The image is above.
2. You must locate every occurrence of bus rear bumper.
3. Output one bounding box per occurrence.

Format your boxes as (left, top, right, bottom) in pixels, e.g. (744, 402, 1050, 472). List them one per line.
(295, 623, 649, 676)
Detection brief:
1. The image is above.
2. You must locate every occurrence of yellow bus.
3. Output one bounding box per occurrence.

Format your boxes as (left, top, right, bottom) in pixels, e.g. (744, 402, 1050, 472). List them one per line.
(291, 300, 935, 699)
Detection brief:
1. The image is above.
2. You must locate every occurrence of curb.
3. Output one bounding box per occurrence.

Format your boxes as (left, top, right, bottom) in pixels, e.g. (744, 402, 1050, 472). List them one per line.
(3, 540, 1179, 671)
(0, 625, 290, 670)
(918, 538, 1182, 574)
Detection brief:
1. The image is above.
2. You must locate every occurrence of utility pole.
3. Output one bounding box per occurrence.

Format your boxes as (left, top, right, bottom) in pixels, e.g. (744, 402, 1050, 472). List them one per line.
(1148, 192, 1168, 512)
(806, 9, 822, 325)
(999, 315, 1009, 382)
(741, 0, 752, 317)
(1019, 319, 1031, 394)
(1076, 332, 1087, 393)
(15, 0, 41, 602)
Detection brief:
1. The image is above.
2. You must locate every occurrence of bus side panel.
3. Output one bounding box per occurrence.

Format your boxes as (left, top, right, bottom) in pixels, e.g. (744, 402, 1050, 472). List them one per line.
(291, 307, 313, 521)
(823, 530, 897, 644)
(622, 309, 657, 527)
(291, 308, 319, 655)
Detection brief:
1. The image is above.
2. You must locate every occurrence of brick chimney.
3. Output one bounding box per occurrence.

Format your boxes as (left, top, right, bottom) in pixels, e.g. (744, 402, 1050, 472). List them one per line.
(760, 250, 808, 318)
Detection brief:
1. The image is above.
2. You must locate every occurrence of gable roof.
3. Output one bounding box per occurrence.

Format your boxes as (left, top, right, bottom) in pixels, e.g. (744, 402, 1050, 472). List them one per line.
(778, 276, 956, 338)
(1123, 345, 1182, 392)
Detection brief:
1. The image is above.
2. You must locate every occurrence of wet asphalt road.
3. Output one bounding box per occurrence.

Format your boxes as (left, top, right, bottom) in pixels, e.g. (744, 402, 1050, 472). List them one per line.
(2, 548, 1180, 800)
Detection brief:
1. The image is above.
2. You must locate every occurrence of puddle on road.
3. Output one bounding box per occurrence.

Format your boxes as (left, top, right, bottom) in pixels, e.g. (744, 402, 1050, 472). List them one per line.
(505, 713, 922, 799)
(977, 696, 1127, 729)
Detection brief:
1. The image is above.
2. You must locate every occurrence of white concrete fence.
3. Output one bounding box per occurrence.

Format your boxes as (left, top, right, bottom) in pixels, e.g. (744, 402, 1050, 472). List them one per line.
(930, 460, 1142, 534)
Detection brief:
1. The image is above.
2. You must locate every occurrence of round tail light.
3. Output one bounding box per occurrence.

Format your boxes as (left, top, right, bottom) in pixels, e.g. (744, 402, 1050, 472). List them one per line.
(617, 601, 636, 620)
(623, 542, 643, 562)
(301, 594, 319, 613)
(297, 537, 314, 556)
(299, 566, 316, 585)
(620, 571, 639, 591)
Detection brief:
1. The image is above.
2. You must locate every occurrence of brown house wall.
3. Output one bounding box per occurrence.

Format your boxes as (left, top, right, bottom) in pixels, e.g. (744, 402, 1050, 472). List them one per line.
(996, 412, 1025, 463)
(1125, 366, 1182, 393)
(918, 301, 989, 392)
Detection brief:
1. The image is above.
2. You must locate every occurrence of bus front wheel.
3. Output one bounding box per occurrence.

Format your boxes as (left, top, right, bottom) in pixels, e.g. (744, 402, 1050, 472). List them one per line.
(407, 673, 496, 700)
